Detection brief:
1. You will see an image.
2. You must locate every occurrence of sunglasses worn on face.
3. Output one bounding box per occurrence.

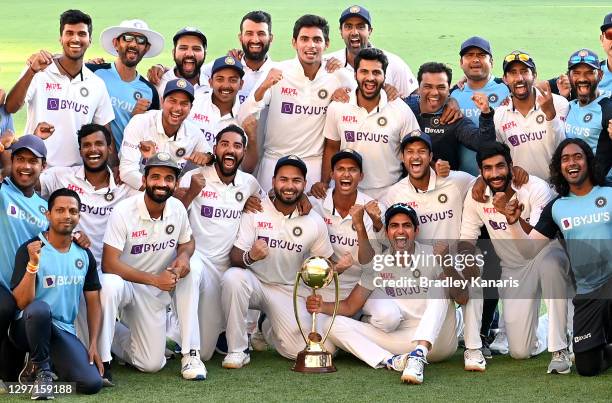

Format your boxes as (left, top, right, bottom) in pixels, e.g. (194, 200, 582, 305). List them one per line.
(504, 53, 531, 63)
(119, 33, 148, 45)
(604, 30, 612, 40)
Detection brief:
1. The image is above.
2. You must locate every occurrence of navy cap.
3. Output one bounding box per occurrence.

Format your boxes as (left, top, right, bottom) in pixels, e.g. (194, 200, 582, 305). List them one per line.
(163, 78, 195, 102)
(9, 134, 47, 158)
(144, 152, 181, 176)
(601, 12, 612, 32)
(211, 56, 244, 78)
(339, 5, 372, 26)
(173, 27, 207, 47)
(502, 50, 536, 73)
(331, 148, 363, 171)
(384, 203, 419, 229)
(460, 36, 492, 56)
(400, 130, 432, 152)
(274, 155, 307, 178)
(568, 49, 600, 70)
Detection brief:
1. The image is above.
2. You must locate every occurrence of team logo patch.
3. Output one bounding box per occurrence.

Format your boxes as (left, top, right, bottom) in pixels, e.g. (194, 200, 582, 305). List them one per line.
(318, 89, 328, 99)
(176, 79, 187, 88)
(104, 192, 115, 202)
(377, 116, 387, 127)
(80, 87, 89, 97)
(166, 224, 175, 234)
(438, 194, 448, 204)
(536, 114, 545, 124)
(292, 226, 303, 237)
(583, 113, 593, 123)
(488, 93, 498, 103)
(235, 191, 244, 202)
(175, 147, 186, 158)
(595, 196, 607, 208)
(133, 91, 143, 101)
(431, 117, 440, 127)
(157, 152, 171, 161)
(350, 5, 361, 13)
(412, 268, 421, 278)
(38, 205, 47, 214)
(225, 56, 236, 65)
(75, 258, 84, 270)
(578, 50, 588, 57)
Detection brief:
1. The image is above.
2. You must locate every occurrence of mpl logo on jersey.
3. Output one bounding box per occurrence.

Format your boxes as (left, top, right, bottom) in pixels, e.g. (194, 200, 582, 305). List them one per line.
(6, 203, 47, 228)
(501, 121, 517, 132)
(45, 83, 62, 91)
(257, 221, 274, 230)
(342, 115, 357, 123)
(507, 130, 546, 147)
(46, 98, 89, 115)
(257, 235, 303, 252)
(192, 113, 210, 123)
(200, 205, 242, 219)
(42, 275, 84, 288)
(561, 212, 610, 230)
(199, 190, 219, 199)
(131, 229, 148, 239)
(67, 183, 84, 195)
(418, 209, 454, 225)
(344, 130, 388, 143)
(280, 87, 298, 96)
(130, 239, 177, 254)
(280, 102, 327, 116)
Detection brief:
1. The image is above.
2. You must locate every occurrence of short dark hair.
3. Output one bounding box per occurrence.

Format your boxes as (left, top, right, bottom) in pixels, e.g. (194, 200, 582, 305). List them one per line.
(354, 48, 388, 74)
(550, 138, 603, 196)
(417, 62, 453, 86)
(216, 124, 247, 146)
(240, 11, 272, 34)
(77, 123, 112, 147)
(48, 188, 82, 211)
(60, 9, 92, 36)
(476, 142, 513, 169)
(293, 14, 329, 42)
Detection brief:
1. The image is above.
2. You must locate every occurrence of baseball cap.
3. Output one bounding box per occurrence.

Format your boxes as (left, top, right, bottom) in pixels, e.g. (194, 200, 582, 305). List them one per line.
(211, 56, 245, 78)
(9, 134, 47, 158)
(173, 27, 207, 47)
(163, 78, 195, 102)
(568, 49, 600, 70)
(144, 152, 181, 176)
(384, 203, 419, 229)
(331, 148, 363, 171)
(274, 155, 307, 178)
(400, 130, 432, 152)
(502, 50, 536, 73)
(600, 12, 612, 32)
(459, 36, 492, 56)
(339, 5, 372, 26)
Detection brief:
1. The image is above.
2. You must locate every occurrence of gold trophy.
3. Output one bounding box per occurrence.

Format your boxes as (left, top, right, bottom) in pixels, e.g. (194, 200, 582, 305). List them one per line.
(292, 256, 339, 373)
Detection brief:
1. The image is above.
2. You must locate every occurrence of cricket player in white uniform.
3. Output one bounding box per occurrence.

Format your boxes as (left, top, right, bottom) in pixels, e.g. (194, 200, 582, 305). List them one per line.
(307, 203, 457, 384)
(119, 78, 212, 190)
(176, 124, 263, 361)
(313, 48, 419, 200)
(237, 14, 354, 190)
(220, 155, 351, 368)
(100, 153, 206, 381)
(5, 10, 115, 167)
(459, 142, 572, 373)
(495, 51, 569, 181)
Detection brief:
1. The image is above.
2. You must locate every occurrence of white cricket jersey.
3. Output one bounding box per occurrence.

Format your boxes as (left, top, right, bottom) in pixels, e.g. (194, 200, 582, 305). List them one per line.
(494, 90, 569, 181)
(180, 165, 263, 268)
(325, 48, 418, 97)
(324, 90, 419, 190)
(460, 176, 554, 268)
(40, 165, 139, 269)
(156, 68, 210, 102)
(234, 196, 333, 285)
(382, 169, 475, 241)
(237, 58, 355, 159)
(103, 193, 192, 275)
(21, 63, 114, 167)
(188, 92, 240, 146)
(119, 110, 212, 190)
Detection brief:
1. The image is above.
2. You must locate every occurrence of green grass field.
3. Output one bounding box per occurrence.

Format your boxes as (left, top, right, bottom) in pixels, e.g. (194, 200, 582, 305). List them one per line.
(1, 1, 612, 401)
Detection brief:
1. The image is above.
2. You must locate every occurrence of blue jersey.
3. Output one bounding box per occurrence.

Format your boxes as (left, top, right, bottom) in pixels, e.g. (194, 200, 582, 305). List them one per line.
(598, 60, 612, 97)
(0, 178, 47, 290)
(11, 234, 100, 335)
(565, 95, 612, 184)
(450, 77, 510, 175)
(0, 106, 15, 134)
(88, 63, 159, 149)
(535, 186, 612, 294)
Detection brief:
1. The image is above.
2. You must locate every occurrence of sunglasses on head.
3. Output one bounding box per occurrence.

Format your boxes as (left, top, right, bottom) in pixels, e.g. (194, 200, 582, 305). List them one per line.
(569, 54, 598, 65)
(119, 33, 148, 45)
(504, 52, 531, 63)
(604, 29, 612, 40)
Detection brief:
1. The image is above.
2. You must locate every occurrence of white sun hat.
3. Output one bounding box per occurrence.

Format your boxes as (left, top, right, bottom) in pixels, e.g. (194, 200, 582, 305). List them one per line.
(100, 19, 164, 58)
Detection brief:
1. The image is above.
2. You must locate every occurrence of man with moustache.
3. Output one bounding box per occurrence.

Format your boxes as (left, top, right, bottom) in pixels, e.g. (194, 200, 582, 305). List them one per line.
(313, 48, 419, 200)
(88, 20, 163, 150)
(100, 153, 202, 380)
(562, 49, 612, 185)
(4, 9, 114, 168)
(507, 138, 612, 377)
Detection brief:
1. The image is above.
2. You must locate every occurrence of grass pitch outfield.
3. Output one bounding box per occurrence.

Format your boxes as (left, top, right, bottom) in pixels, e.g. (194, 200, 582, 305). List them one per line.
(1, 0, 612, 401)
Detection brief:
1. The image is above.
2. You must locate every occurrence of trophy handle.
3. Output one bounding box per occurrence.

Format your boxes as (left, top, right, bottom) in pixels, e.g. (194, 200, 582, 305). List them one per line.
(321, 272, 339, 345)
(293, 272, 308, 344)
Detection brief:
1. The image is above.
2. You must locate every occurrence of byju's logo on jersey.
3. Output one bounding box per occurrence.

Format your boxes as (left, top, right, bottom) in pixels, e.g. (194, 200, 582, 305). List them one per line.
(281, 102, 294, 114)
(343, 130, 388, 143)
(7, 203, 18, 217)
(6, 203, 47, 228)
(47, 98, 60, 110)
(507, 130, 545, 147)
(43, 275, 56, 288)
(561, 212, 610, 230)
(201, 205, 242, 219)
(345, 131, 356, 142)
(488, 219, 507, 231)
(130, 240, 177, 254)
(46, 98, 89, 115)
(280, 102, 327, 116)
(561, 218, 573, 230)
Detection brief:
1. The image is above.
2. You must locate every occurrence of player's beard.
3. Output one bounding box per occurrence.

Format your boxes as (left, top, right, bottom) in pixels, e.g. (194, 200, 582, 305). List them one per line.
(484, 171, 512, 193)
(83, 160, 108, 173)
(145, 185, 173, 204)
(273, 186, 303, 206)
(176, 56, 204, 80)
(570, 80, 597, 105)
(242, 41, 270, 62)
(358, 80, 383, 100)
(216, 151, 243, 178)
(118, 47, 144, 68)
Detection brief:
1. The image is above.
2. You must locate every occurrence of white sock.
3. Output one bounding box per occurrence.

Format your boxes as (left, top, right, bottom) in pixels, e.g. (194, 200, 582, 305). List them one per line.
(415, 345, 429, 358)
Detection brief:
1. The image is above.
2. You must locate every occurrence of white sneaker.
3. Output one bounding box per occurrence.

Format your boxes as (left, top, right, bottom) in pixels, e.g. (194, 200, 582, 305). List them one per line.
(222, 352, 251, 369)
(250, 331, 269, 352)
(401, 351, 427, 384)
(464, 349, 486, 372)
(489, 331, 509, 355)
(181, 351, 207, 380)
(385, 354, 408, 372)
(547, 349, 572, 374)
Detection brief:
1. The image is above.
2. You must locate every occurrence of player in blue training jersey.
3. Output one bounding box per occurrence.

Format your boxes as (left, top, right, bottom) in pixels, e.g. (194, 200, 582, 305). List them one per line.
(505, 138, 612, 377)
(450, 36, 510, 176)
(563, 49, 612, 185)
(9, 188, 103, 399)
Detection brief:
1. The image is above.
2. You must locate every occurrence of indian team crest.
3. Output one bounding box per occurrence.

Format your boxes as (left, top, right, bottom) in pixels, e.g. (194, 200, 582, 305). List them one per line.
(412, 268, 421, 278)
(176, 79, 187, 88)
(175, 147, 186, 158)
(536, 114, 545, 124)
(166, 224, 175, 234)
(488, 93, 498, 103)
(225, 56, 236, 65)
(133, 91, 143, 101)
(75, 258, 84, 270)
(377, 116, 387, 127)
(80, 87, 89, 97)
(431, 117, 440, 127)
(438, 193, 448, 204)
(292, 226, 303, 237)
(583, 113, 593, 123)
(104, 192, 115, 202)
(235, 191, 244, 202)
(350, 5, 361, 13)
(595, 196, 607, 208)
(578, 49, 588, 57)
(318, 89, 328, 99)
(157, 152, 171, 161)
(38, 205, 47, 214)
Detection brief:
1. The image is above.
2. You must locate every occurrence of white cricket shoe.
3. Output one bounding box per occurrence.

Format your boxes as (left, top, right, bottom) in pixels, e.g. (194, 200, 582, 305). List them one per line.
(250, 331, 269, 352)
(222, 352, 251, 369)
(464, 349, 486, 371)
(489, 330, 509, 355)
(385, 354, 408, 372)
(181, 350, 207, 380)
(547, 349, 572, 374)
(401, 350, 427, 384)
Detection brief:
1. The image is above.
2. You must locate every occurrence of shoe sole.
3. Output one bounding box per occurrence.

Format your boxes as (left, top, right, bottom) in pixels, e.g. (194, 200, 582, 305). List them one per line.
(183, 374, 207, 380)
(548, 368, 571, 374)
(102, 378, 115, 387)
(400, 374, 422, 385)
(222, 359, 250, 369)
(464, 365, 486, 372)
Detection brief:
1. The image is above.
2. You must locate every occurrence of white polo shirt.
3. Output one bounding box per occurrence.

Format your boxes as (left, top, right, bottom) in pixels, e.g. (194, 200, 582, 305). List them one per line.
(180, 165, 263, 268)
(237, 58, 355, 159)
(325, 48, 418, 97)
(21, 62, 114, 167)
(119, 110, 212, 190)
(460, 176, 554, 268)
(234, 196, 333, 285)
(156, 68, 211, 102)
(188, 92, 240, 146)
(39, 165, 139, 269)
(382, 169, 474, 241)
(494, 90, 568, 181)
(324, 90, 419, 190)
(103, 193, 192, 275)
